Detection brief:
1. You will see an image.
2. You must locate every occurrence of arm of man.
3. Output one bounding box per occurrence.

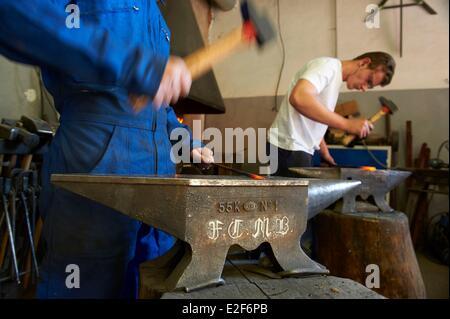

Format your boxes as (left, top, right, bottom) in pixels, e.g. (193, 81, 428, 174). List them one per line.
(289, 80, 372, 138)
(319, 139, 337, 166)
(0, 1, 189, 106)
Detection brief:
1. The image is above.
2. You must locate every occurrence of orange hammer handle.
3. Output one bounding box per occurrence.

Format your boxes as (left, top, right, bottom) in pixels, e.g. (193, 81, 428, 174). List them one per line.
(369, 106, 390, 123)
(130, 24, 255, 109)
(342, 108, 390, 146)
(185, 26, 246, 79)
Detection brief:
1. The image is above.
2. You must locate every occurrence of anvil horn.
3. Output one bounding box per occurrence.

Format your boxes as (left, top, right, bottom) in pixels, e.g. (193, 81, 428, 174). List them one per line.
(383, 170, 412, 192)
(307, 179, 362, 219)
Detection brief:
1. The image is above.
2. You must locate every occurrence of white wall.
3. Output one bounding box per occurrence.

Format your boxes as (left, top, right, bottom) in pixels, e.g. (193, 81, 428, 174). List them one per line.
(337, 0, 449, 92)
(208, 0, 449, 98)
(0, 56, 58, 123)
(339, 89, 449, 167)
(0, 56, 43, 119)
(210, 0, 337, 98)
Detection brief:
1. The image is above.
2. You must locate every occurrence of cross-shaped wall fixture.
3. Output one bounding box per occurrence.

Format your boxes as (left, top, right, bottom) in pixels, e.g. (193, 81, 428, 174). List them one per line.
(365, 0, 438, 57)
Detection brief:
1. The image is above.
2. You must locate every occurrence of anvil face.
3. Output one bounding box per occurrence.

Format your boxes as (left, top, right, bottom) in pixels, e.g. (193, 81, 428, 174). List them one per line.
(51, 174, 329, 292)
(289, 168, 411, 213)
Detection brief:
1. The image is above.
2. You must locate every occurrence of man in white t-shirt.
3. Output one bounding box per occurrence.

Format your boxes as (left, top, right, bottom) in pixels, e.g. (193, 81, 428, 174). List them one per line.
(268, 52, 396, 176)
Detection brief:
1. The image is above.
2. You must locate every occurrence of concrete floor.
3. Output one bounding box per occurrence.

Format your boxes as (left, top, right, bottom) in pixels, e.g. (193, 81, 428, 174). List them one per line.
(416, 251, 449, 299)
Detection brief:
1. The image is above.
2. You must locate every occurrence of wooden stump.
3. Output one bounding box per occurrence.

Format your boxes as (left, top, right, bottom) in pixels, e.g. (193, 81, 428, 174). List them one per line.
(314, 210, 427, 299)
(139, 259, 385, 299)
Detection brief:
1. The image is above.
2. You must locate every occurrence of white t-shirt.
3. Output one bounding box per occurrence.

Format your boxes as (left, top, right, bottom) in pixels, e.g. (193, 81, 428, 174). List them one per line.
(269, 57, 343, 155)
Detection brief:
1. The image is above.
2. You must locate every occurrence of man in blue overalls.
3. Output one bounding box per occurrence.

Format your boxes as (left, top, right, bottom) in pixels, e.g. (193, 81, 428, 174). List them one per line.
(0, 0, 212, 298)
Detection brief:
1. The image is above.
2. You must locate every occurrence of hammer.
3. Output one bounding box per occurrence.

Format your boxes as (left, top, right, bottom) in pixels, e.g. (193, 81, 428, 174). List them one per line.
(130, 0, 275, 109)
(0, 122, 40, 181)
(17, 116, 53, 288)
(0, 123, 40, 150)
(342, 96, 399, 147)
(19, 116, 54, 170)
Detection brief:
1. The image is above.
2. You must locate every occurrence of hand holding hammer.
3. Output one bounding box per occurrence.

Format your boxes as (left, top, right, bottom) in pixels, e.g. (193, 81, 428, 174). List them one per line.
(342, 97, 399, 147)
(131, 0, 275, 112)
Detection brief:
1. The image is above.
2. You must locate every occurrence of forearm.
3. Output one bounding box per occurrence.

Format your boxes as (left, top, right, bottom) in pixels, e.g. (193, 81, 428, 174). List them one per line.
(0, 0, 167, 96)
(318, 138, 337, 165)
(319, 139, 327, 151)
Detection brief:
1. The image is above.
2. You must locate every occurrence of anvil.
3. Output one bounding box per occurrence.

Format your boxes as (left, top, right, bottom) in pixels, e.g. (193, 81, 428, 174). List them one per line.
(289, 167, 411, 213)
(52, 174, 360, 292)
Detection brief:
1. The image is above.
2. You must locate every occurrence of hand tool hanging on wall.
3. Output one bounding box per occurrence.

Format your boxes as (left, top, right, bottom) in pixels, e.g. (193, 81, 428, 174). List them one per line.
(0, 177, 20, 283)
(19, 116, 53, 170)
(12, 169, 40, 281)
(18, 116, 53, 288)
(0, 117, 52, 285)
(22, 170, 42, 288)
(0, 120, 40, 281)
(0, 154, 4, 176)
(0, 123, 40, 151)
(1, 121, 39, 180)
(342, 96, 399, 147)
(130, 0, 275, 110)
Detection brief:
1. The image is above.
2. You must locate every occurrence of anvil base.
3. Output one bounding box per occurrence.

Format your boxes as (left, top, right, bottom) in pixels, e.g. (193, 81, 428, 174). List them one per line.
(138, 240, 329, 296)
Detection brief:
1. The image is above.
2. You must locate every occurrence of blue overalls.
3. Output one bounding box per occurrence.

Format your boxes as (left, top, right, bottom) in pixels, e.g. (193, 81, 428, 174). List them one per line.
(0, 0, 194, 298)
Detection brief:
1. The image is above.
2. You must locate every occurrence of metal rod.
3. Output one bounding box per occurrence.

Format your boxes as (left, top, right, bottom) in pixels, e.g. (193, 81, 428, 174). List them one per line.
(382, 3, 420, 10)
(8, 190, 17, 282)
(212, 163, 265, 180)
(400, 0, 404, 57)
(0, 210, 4, 228)
(21, 192, 39, 278)
(0, 154, 3, 176)
(2, 194, 20, 284)
(0, 271, 28, 283)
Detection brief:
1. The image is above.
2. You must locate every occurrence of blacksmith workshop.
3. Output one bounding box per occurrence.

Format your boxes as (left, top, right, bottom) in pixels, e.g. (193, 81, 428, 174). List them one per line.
(0, 0, 448, 301)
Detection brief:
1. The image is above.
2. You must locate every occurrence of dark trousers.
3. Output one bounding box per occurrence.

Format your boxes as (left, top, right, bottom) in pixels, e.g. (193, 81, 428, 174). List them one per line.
(267, 143, 313, 177)
(266, 143, 316, 259)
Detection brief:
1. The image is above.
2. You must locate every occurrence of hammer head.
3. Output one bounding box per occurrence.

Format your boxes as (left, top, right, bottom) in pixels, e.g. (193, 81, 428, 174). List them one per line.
(0, 123, 40, 148)
(0, 123, 18, 141)
(240, 0, 275, 47)
(379, 96, 399, 114)
(20, 116, 54, 138)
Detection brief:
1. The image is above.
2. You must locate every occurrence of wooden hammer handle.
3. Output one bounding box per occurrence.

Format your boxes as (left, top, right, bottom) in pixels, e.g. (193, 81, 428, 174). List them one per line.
(130, 26, 246, 109)
(185, 26, 244, 79)
(368, 109, 388, 123)
(342, 109, 389, 146)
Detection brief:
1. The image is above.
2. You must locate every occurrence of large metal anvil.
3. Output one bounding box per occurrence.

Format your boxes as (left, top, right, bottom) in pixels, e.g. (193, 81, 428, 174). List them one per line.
(289, 168, 411, 213)
(51, 174, 359, 292)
